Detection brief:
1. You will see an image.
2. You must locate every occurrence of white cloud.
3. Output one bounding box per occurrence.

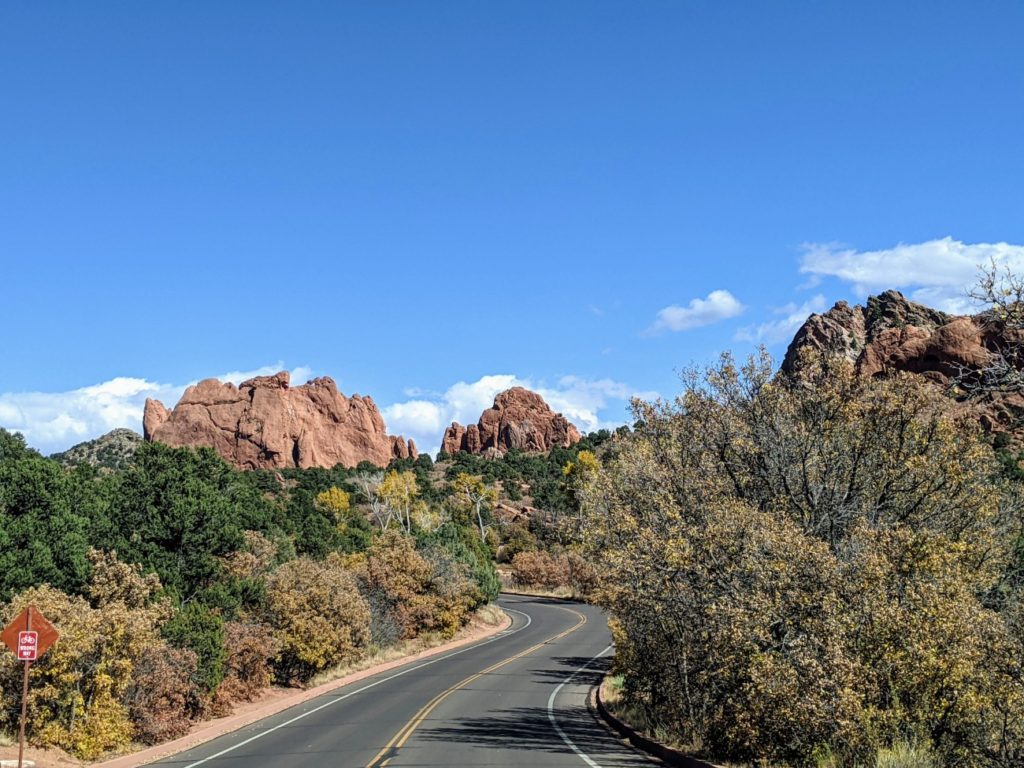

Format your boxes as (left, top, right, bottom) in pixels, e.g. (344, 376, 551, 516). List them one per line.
(800, 237, 1024, 312)
(647, 290, 745, 334)
(735, 294, 828, 345)
(0, 362, 312, 455)
(382, 373, 657, 457)
(215, 364, 312, 386)
(380, 400, 447, 439)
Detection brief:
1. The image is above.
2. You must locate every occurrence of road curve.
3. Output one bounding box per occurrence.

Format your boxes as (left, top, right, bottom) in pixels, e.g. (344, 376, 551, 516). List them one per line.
(149, 595, 652, 768)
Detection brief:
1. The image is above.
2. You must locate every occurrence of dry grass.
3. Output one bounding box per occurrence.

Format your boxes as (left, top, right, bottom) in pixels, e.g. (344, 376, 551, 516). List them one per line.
(503, 585, 576, 599)
(600, 676, 660, 742)
(875, 742, 936, 768)
(600, 675, 735, 765)
(472, 602, 507, 627)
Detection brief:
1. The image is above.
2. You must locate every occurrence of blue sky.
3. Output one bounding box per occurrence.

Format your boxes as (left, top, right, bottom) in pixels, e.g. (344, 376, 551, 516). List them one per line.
(3, 2, 1024, 455)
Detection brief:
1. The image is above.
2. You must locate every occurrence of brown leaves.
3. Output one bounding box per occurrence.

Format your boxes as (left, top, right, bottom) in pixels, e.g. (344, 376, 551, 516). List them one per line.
(128, 642, 199, 745)
(86, 548, 163, 609)
(211, 621, 279, 714)
(584, 352, 1024, 766)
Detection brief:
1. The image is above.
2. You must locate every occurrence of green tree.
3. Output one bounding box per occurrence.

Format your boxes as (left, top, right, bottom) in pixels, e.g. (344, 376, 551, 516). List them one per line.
(0, 453, 90, 599)
(98, 443, 272, 602)
(161, 602, 227, 694)
(0, 428, 39, 462)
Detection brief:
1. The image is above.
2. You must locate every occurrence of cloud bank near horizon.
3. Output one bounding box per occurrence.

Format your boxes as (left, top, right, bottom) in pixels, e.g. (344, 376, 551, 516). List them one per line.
(800, 237, 1024, 313)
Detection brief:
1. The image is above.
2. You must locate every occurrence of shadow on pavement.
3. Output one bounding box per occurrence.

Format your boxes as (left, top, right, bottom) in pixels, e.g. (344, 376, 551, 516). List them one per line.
(418, 654, 644, 765)
(528, 655, 612, 685)
(419, 704, 631, 758)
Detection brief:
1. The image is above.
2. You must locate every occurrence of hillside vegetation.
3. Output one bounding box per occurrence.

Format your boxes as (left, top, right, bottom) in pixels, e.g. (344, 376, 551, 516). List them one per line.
(50, 427, 142, 472)
(0, 428, 593, 758)
(578, 352, 1024, 768)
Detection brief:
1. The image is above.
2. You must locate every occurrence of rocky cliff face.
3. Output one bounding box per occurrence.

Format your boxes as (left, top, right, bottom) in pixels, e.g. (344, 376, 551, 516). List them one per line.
(783, 290, 1024, 433)
(442, 387, 582, 456)
(144, 371, 417, 470)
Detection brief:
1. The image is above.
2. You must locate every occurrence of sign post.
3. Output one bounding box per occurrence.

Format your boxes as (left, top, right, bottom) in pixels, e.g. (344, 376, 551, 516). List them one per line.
(1, 607, 58, 768)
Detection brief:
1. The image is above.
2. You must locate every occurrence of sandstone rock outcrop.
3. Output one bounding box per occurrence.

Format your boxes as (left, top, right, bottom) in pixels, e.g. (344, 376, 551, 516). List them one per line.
(783, 290, 1024, 434)
(143, 371, 416, 470)
(783, 290, 980, 379)
(441, 387, 582, 456)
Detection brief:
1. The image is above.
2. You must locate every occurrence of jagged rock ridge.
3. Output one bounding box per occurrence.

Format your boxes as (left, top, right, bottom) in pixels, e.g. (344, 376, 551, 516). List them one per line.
(144, 371, 416, 470)
(442, 387, 582, 456)
(783, 289, 1024, 433)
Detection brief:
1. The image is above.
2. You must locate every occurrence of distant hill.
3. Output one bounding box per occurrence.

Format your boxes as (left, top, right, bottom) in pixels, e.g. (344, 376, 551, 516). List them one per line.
(51, 428, 142, 471)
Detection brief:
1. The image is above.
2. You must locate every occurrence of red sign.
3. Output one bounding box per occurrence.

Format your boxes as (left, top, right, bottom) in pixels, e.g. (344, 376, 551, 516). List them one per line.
(17, 631, 37, 661)
(2, 606, 58, 661)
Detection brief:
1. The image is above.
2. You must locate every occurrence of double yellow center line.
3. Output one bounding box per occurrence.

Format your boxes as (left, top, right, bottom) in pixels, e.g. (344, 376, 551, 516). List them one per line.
(365, 607, 587, 767)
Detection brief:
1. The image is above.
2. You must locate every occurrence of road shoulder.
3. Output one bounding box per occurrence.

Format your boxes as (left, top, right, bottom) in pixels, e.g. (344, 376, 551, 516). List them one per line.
(593, 678, 721, 768)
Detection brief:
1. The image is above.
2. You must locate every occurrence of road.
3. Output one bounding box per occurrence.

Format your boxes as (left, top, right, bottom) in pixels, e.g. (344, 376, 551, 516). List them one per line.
(150, 595, 653, 768)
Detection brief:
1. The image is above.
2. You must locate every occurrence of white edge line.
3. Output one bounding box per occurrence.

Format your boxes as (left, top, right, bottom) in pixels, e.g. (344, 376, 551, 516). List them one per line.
(176, 605, 533, 768)
(547, 644, 614, 768)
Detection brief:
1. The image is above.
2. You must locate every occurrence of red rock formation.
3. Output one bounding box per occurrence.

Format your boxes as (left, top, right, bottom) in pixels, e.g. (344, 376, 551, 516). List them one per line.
(441, 387, 582, 455)
(783, 290, 981, 381)
(783, 290, 1024, 434)
(143, 371, 416, 470)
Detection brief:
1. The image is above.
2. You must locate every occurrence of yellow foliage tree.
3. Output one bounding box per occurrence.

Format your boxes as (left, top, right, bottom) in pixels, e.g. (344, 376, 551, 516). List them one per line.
(315, 487, 351, 518)
(264, 555, 371, 683)
(379, 470, 419, 533)
(451, 472, 498, 541)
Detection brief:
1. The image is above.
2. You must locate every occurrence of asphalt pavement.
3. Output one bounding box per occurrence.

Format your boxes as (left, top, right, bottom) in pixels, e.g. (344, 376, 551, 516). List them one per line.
(149, 595, 654, 768)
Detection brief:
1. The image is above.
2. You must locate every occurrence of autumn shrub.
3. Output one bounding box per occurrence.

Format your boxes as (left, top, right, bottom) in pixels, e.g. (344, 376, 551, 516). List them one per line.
(265, 556, 371, 683)
(363, 530, 440, 638)
(565, 552, 598, 597)
(0, 576, 168, 758)
(419, 543, 478, 637)
(584, 353, 1024, 767)
(211, 620, 279, 713)
(221, 530, 280, 580)
(511, 550, 570, 589)
(127, 641, 199, 744)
